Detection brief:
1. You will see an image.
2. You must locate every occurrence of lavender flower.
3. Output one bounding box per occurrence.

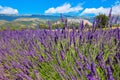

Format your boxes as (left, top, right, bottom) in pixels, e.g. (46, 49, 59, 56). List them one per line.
(107, 66, 114, 80)
(87, 72, 95, 80)
(60, 13, 64, 22)
(56, 53, 61, 65)
(109, 8, 112, 19)
(78, 20, 84, 32)
(34, 70, 42, 80)
(60, 50, 65, 60)
(38, 55, 44, 62)
(96, 51, 104, 61)
(69, 73, 76, 80)
(73, 66, 82, 78)
(48, 21, 52, 30)
(75, 58, 79, 66)
(91, 62, 96, 75)
(57, 67, 68, 79)
(114, 16, 119, 24)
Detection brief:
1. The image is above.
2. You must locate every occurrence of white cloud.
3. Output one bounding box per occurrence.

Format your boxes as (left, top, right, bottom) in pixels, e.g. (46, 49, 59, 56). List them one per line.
(0, 5, 18, 14)
(80, 2, 120, 15)
(45, 3, 83, 14)
(80, 7, 110, 15)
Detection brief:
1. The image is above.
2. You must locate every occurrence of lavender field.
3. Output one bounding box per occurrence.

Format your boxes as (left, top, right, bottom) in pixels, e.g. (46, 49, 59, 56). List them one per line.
(1, 0, 120, 79)
(0, 10, 120, 80)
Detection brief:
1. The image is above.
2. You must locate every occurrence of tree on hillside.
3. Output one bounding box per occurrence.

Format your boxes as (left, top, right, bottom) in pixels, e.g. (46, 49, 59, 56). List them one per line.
(96, 14, 109, 28)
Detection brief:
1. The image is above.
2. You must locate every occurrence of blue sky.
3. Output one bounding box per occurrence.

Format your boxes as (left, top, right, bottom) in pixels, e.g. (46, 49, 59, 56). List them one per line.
(0, 0, 120, 16)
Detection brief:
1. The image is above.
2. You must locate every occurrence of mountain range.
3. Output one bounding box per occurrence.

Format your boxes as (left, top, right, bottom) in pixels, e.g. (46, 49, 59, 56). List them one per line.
(0, 14, 94, 22)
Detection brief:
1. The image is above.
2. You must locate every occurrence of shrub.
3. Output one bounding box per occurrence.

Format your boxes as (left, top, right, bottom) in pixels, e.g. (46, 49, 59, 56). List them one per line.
(96, 14, 109, 28)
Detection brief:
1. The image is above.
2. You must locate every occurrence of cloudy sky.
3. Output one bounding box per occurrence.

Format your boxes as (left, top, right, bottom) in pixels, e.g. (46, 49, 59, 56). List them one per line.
(0, 0, 120, 16)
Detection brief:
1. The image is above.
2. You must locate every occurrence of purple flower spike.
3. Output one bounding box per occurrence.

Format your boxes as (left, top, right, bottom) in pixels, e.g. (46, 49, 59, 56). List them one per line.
(73, 66, 82, 78)
(60, 13, 64, 22)
(96, 51, 104, 61)
(65, 18, 68, 28)
(16, 74, 24, 80)
(60, 50, 65, 61)
(38, 55, 44, 62)
(91, 62, 96, 75)
(87, 72, 95, 80)
(109, 8, 112, 19)
(69, 73, 76, 80)
(75, 58, 79, 66)
(58, 67, 68, 80)
(56, 53, 61, 65)
(110, 16, 114, 27)
(107, 66, 114, 80)
(114, 16, 119, 24)
(34, 70, 41, 80)
(78, 20, 84, 32)
(76, 48, 83, 61)
(48, 21, 52, 31)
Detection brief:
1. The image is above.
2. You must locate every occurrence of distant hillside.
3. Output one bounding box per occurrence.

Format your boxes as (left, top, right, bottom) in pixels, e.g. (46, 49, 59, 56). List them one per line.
(0, 14, 94, 22)
(0, 18, 46, 29)
(0, 20, 8, 25)
(0, 14, 120, 24)
(0, 17, 93, 30)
